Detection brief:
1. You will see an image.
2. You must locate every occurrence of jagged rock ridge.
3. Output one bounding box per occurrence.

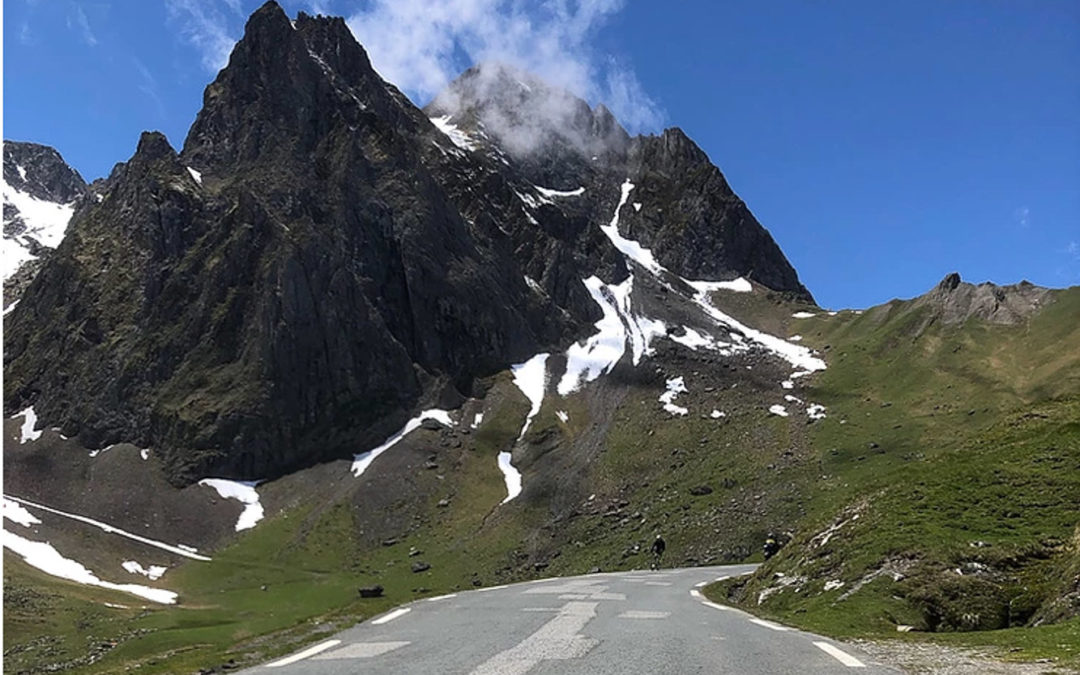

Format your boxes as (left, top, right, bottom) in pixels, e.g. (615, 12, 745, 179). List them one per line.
(6, 1, 812, 486)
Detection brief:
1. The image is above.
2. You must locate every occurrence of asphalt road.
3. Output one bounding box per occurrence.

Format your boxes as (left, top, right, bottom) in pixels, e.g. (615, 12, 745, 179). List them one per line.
(244, 565, 898, 674)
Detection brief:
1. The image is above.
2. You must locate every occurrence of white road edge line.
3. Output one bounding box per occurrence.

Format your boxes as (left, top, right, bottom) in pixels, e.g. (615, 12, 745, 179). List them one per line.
(749, 618, 790, 632)
(426, 593, 457, 602)
(266, 639, 341, 668)
(372, 607, 410, 625)
(689, 589, 703, 598)
(694, 581, 708, 588)
(702, 601, 732, 612)
(476, 584, 509, 592)
(813, 641, 866, 668)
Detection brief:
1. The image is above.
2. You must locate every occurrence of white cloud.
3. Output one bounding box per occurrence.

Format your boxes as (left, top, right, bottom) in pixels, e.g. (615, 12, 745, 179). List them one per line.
(345, 0, 663, 132)
(166, 0, 239, 73)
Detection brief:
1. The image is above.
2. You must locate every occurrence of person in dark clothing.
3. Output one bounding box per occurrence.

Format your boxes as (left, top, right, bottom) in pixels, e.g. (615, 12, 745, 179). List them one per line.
(650, 535, 666, 569)
(763, 535, 780, 560)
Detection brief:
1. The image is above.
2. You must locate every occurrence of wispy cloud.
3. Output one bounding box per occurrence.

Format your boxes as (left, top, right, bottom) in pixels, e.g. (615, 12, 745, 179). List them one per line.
(133, 57, 167, 121)
(345, 0, 663, 132)
(67, 3, 99, 47)
(166, 0, 238, 73)
(1067, 241, 1079, 261)
(1014, 206, 1031, 228)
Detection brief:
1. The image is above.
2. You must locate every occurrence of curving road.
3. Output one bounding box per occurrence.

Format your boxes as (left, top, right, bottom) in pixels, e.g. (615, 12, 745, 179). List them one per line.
(245, 565, 898, 674)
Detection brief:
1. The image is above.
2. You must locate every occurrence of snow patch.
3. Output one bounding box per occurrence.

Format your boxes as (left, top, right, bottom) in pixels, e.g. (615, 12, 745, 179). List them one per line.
(351, 409, 454, 477)
(16, 165, 27, 181)
(659, 376, 689, 416)
(2, 495, 211, 561)
(471, 412, 484, 429)
(430, 115, 476, 151)
(497, 451, 522, 504)
(781, 380, 794, 389)
(2, 181, 75, 280)
(13, 407, 42, 443)
(788, 335, 803, 342)
(557, 275, 665, 395)
(769, 405, 789, 417)
(686, 277, 753, 294)
(807, 403, 827, 421)
(710, 410, 726, 419)
(598, 180, 664, 275)
(792, 312, 816, 319)
(3, 498, 41, 527)
(632, 202, 642, 212)
(824, 579, 845, 592)
(3, 532, 177, 604)
(3, 300, 19, 316)
(556, 410, 569, 423)
(140, 448, 150, 460)
(535, 185, 584, 198)
(198, 479, 264, 531)
(122, 560, 167, 581)
(511, 354, 549, 441)
(186, 167, 202, 185)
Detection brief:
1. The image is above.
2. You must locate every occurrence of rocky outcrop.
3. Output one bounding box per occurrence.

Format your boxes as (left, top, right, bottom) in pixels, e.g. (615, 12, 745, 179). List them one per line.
(916, 272, 1053, 325)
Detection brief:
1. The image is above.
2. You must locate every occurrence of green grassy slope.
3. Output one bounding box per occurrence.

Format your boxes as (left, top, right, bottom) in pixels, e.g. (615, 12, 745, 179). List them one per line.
(709, 287, 1080, 665)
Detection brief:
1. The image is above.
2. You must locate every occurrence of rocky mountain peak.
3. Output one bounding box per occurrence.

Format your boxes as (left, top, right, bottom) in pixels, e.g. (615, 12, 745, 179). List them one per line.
(917, 272, 1052, 325)
(3, 141, 86, 203)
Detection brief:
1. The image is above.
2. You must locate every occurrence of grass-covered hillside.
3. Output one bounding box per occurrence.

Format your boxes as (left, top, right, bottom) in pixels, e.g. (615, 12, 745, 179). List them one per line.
(710, 284, 1080, 666)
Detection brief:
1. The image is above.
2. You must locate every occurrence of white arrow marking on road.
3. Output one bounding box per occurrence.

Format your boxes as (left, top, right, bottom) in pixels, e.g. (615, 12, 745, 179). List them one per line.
(813, 642, 866, 668)
(314, 641, 410, 659)
(371, 608, 410, 625)
(469, 601, 599, 675)
(749, 618, 790, 632)
(266, 639, 342, 668)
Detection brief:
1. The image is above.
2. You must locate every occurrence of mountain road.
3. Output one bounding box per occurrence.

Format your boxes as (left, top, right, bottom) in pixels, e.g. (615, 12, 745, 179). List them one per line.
(242, 565, 897, 674)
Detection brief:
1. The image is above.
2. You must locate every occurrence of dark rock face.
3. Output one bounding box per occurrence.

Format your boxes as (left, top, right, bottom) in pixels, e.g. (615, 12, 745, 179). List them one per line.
(4, 1, 814, 486)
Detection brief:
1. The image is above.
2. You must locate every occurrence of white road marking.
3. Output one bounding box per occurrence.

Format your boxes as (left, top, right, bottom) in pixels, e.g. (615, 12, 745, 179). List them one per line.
(689, 589, 703, 598)
(470, 601, 599, 675)
(714, 575, 731, 582)
(618, 610, 670, 619)
(266, 639, 341, 667)
(702, 601, 733, 612)
(813, 642, 866, 668)
(749, 618, 790, 632)
(314, 641, 410, 660)
(694, 581, 709, 588)
(644, 581, 672, 586)
(371, 608, 410, 625)
(521, 607, 562, 612)
(426, 593, 457, 602)
(476, 584, 509, 593)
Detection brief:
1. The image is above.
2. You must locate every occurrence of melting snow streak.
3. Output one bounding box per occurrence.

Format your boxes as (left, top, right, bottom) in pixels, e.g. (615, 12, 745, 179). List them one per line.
(351, 410, 454, 477)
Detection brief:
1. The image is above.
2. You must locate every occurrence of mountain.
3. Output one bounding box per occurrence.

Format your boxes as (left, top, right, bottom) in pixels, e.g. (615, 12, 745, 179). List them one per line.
(4, 1, 811, 488)
(2, 141, 87, 307)
(4, 3, 1076, 673)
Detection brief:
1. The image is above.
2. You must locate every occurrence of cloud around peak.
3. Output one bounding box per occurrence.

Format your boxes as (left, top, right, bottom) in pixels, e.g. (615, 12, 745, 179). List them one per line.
(344, 0, 664, 133)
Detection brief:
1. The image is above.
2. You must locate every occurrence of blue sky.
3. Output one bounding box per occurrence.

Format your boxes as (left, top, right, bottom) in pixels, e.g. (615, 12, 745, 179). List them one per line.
(4, 1, 1078, 308)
